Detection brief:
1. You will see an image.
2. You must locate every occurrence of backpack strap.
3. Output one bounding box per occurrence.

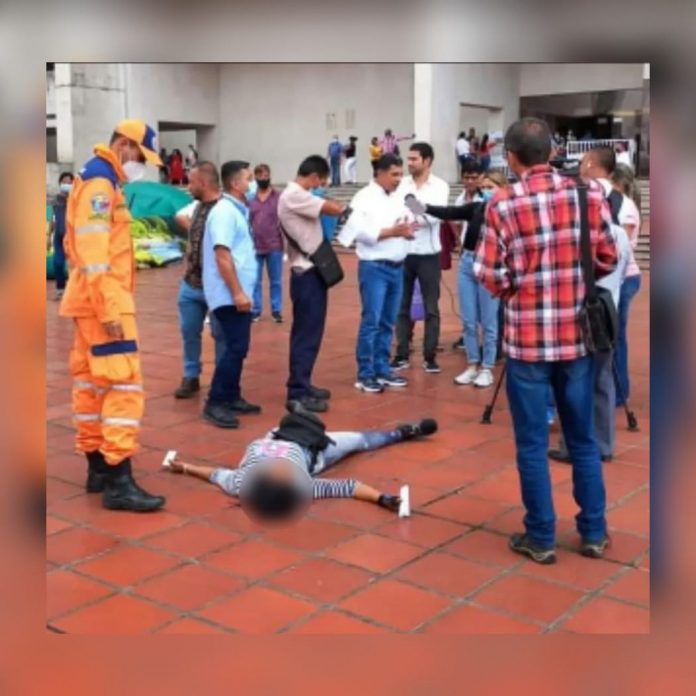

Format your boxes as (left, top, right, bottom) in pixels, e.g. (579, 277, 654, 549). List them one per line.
(606, 189, 623, 226)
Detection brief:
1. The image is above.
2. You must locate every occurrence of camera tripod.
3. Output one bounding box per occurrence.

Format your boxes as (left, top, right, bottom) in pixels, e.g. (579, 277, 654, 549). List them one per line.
(480, 357, 640, 432)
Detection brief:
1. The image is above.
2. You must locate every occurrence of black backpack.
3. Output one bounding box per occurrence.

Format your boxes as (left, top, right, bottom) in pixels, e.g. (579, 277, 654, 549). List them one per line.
(272, 407, 335, 473)
(606, 189, 623, 225)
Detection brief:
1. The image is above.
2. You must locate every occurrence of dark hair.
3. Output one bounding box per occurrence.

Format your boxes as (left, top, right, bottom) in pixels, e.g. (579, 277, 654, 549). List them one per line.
(242, 476, 304, 522)
(221, 160, 250, 188)
(590, 146, 616, 174)
(58, 171, 74, 184)
(297, 155, 330, 178)
(374, 153, 403, 173)
(409, 141, 434, 164)
(503, 118, 552, 166)
(458, 131, 466, 139)
(192, 160, 220, 187)
(461, 160, 483, 176)
(254, 163, 271, 176)
(481, 133, 489, 148)
(109, 131, 121, 145)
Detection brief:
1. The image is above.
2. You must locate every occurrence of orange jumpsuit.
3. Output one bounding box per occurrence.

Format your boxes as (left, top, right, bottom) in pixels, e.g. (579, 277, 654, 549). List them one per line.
(59, 145, 144, 466)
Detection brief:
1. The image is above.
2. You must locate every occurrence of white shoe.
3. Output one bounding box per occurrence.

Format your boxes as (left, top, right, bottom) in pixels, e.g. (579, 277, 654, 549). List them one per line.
(454, 366, 479, 385)
(474, 368, 494, 388)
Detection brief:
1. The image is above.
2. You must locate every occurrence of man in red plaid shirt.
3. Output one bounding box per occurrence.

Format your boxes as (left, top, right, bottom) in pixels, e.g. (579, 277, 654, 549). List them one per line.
(474, 118, 618, 565)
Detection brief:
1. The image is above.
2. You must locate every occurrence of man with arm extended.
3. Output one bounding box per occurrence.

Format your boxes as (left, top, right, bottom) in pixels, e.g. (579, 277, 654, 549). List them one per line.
(59, 119, 165, 512)
(278, 155, 347, 413)
(201, 160, 260, 429)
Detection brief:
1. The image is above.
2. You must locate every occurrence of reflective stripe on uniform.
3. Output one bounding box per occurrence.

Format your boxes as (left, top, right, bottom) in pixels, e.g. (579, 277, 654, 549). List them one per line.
(76, 224, 110, 235)
(111, 383, 144, 392)
(81, 263, 111, 274)
(102, 417, 140, 427)
(73, 380, 108, 394)
(74, 413, 100, 422)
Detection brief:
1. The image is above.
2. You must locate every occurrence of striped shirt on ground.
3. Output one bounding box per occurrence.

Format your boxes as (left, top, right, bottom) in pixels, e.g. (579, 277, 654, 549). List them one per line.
(210, 436, 359, 499)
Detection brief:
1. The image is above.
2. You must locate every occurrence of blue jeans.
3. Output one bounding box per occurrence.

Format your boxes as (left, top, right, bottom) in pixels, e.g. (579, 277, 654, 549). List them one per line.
(458, 252, 499, 369)
(208, 305, 252, 404)
(177, 280, 225, 378)
(287, 268, 328, 400)
(615, 274, 641, 405)
(357, 260, 404, 381)
(506, 356, 607, 547)
(53, 231, 67, 290)
(330, 157, 341, 186)
(253, 251, 283, 317)
(317, 428, 403, 472)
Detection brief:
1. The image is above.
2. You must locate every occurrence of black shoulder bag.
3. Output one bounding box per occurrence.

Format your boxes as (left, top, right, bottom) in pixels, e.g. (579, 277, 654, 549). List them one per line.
(280, 222, 344, 288)
(272, 408, 335, 474)
(576, 182, 619, 354)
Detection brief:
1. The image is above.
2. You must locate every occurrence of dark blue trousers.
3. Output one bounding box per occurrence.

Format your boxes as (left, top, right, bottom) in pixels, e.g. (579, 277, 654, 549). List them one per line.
(287, 268, 328, 400)
(208, 305, 252, 405)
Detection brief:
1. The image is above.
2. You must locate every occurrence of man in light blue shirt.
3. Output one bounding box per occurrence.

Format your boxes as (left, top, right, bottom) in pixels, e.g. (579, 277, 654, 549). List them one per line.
(202, 159, 260, 428)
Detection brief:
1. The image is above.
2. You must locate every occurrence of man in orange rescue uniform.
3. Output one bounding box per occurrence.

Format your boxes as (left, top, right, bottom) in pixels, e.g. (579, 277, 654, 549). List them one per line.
(60, 120, 166, 512)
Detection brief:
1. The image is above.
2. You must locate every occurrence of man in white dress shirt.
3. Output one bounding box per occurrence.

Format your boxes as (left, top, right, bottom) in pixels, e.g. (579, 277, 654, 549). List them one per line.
(339, 154, 417, 393)
(392, 142, 450, 373)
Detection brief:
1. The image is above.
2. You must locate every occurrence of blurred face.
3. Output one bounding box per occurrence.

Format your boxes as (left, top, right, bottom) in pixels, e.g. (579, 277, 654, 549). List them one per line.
(376, 164, 403, 193)
(187, 168, 206, 200)
(231, 168, 252, 196)
(480, 176, 501, 200)
(407, 150, 430, 177)
(462, 171, 481, 193)
(114, 136, 142, 164)
(255, 168, 271, 189)
(580, 153, 599, 179)
(306, 172, 329, 189)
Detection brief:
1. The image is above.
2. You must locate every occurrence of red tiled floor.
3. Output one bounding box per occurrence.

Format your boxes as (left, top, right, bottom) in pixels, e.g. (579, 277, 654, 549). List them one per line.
(562, 596, 650, 634)
(155, 618, 230, 634)
(47, 527, 119, 566)
(424, 604, 541, 634)
(46, 260, 650, 634)
(142, 521, 242, 559)
(518, 550, 624, 591)
(51, 594, 177, 634)
(203, 540, 302, 580)
(47, 570, 113, 619)
(134, 564, 245, 611)
(289, 611, 386, 634)
(339, 579, 451, 632)
(397, 552, 502, 598)
(603, 568, 650, 607)
(270, 558, 374, 603)
(198, 587, 316, 634)
(75, 545, 181, 586)
(474, 574, 584, 624)
(325, 534, 422, 574)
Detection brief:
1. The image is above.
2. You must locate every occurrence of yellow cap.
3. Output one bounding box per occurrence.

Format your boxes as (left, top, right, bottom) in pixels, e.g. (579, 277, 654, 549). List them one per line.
(114, 119, 163, 167)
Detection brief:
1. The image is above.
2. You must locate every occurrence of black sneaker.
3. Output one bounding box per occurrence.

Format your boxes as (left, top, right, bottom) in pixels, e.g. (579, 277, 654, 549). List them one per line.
(423, 359, 441, 374)
(548, 449, 571, 464)
(452, 337, 466, 351)
(509, 532, 557, 564)
(309, 385, 332, 400)
(397, 418, 438, 440)
(355, 379, 385, 394)
(390, 357, 410, 371)
(286, 396, 329, 413)
(228, 398, 262, 415)
(377, 372, 408, 388)
(580, 535, 611, 559)
(174, 377, 200, 399)
(272, 312, 283, 324)
(203, 402, 240, 429)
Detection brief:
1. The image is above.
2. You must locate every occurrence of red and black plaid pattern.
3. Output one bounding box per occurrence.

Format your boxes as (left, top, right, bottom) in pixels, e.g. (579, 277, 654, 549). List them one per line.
(474, 165, 617, 362)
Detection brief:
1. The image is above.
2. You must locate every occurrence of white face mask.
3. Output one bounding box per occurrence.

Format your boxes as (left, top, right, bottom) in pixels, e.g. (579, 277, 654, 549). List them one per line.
(59, 182, 73, 193)
(123, 160, 147, 182)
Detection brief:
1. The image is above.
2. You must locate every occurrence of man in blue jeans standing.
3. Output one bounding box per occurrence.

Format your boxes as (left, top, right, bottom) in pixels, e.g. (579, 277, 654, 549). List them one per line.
(327, 135, 343, 187)
(340, 154, 416, 393)
(475, 118, 618, 564)
(174, 162, 226, 399)
(202, 160, 261, 428)
(248, 163, 284, 323)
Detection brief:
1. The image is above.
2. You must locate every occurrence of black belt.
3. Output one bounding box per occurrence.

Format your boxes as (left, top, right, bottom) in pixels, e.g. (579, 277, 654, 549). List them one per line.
(370, 259, 404, 269)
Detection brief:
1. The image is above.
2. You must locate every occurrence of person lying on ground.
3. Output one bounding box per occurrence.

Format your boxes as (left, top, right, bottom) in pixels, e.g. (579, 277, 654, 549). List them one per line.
(164, 418, 438, 524)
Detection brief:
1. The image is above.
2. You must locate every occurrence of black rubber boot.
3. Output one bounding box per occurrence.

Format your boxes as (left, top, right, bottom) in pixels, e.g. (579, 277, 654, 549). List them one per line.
(102, 459, 166, 512)
(86, 451, 108, 493)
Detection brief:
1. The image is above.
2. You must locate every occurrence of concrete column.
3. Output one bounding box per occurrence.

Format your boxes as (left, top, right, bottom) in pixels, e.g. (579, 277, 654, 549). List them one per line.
(414, 63, 433, 144)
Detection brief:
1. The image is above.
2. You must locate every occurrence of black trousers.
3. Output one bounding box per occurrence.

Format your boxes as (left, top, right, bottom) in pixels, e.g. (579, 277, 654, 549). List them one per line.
(287, 268, 328, 400)
(208, 305, 252, 405)
(395, 253, 441, 361)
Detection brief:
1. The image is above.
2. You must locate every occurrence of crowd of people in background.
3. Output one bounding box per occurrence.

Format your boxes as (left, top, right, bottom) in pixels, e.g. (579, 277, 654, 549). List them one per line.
(49, 115, 646, 564)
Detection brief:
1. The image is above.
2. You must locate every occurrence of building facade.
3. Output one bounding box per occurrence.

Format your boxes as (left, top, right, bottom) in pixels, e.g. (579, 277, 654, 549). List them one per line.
(46, 62, 649, 193)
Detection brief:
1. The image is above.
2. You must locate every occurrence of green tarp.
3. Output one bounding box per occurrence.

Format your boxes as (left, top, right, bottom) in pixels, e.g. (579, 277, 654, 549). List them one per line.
(123, 181, 192, 219)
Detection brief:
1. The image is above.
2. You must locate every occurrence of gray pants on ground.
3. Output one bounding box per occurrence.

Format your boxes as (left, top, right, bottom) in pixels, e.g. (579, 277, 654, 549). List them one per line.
(558, 350, 615, 458)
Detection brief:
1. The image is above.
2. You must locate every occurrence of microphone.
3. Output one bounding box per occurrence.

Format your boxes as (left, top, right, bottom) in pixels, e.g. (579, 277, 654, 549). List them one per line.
(404, 194, 426, 216)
